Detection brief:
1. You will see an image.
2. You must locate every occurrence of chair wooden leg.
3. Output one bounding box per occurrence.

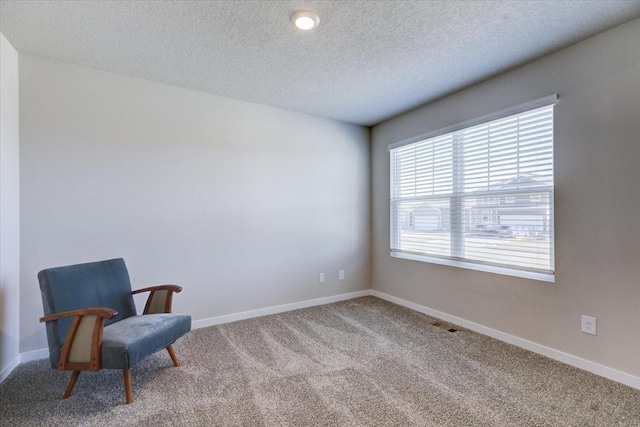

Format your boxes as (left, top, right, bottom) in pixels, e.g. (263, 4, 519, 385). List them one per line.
(166, 345, 180, 367)
(63, 370, 81, 399)
(123, 369, 133, 404)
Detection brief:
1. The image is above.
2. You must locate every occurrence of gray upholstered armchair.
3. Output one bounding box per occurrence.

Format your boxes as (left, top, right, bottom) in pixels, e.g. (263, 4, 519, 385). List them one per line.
(38, 258, 191, 404)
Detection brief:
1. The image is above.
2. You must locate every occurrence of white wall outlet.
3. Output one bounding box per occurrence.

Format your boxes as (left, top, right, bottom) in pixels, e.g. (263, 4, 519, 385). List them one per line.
(319, 273, 325, 283)
(339, 270, 345, 280)
(581, 315, 597, 335)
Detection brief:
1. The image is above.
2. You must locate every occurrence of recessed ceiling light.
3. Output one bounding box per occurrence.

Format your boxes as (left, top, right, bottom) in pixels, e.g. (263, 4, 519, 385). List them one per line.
(291, 11, 319, 31)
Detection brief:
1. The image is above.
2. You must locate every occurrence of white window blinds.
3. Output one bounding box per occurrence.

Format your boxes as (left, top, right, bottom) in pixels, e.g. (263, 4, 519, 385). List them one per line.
(390, 98, 556, 280)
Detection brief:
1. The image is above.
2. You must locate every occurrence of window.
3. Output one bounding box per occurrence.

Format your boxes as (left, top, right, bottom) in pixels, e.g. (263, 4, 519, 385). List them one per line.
(389, 96, 556, 281)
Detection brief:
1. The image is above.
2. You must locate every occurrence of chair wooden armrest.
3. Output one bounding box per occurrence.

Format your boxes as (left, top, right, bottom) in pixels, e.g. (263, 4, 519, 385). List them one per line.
(132, 284, 183, 314)
(40, 307, 117, 373)
(40, 307, 117, 323)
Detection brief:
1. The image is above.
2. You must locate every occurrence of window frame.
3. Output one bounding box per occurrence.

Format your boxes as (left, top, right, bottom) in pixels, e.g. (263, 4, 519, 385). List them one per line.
(388, 95, 557, 282)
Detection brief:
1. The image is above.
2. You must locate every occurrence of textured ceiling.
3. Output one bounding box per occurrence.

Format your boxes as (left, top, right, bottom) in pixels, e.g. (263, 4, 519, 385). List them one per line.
(1, 1, 640, 126)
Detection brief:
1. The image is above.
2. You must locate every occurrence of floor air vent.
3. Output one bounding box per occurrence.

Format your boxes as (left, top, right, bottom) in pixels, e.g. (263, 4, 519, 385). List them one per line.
(431, 321, 458, 333)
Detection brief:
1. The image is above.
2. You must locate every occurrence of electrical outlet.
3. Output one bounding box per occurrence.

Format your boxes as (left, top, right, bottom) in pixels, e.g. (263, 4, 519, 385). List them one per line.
(339, 270, 345, 280)
(319, 273, 325, 283)
(581, 315, 596, 335)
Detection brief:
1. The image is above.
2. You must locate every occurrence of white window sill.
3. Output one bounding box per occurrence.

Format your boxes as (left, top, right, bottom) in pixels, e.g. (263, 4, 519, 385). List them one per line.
(390, 252, 555, 283)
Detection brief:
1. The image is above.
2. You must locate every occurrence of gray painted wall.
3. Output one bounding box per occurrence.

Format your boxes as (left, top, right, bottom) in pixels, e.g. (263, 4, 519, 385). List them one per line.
(0, 33, 21, 376)
(19, 54, 370, 353)
(371, 19, 640, 377)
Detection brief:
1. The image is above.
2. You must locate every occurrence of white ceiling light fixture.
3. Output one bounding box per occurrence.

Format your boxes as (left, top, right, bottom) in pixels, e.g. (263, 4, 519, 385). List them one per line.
(291, 10, 320, 31)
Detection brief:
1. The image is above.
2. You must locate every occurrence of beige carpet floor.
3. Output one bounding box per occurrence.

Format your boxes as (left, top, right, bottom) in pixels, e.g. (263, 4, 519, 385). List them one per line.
(1, 296, 639, 426)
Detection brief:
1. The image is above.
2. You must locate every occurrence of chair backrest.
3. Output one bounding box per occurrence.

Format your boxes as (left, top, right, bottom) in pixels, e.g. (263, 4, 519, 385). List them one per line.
(38, 258, 137, 368)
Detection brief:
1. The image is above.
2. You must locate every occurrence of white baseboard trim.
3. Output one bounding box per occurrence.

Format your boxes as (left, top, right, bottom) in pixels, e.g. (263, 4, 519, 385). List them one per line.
(20, 348, 50, 364)
(10, 290, 637, 391)
(193, 290, 372, 330)
(0, 354, 21, 383)
(371, 290, 640, 390)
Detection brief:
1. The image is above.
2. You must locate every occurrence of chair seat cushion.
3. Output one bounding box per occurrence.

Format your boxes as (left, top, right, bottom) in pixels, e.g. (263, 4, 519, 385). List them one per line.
(102, 313, 191, 369)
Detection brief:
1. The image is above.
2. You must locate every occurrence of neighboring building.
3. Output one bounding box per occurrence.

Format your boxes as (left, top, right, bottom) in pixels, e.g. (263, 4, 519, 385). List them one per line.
(401, 174, 551, 237)
(467, 174, 551, 236)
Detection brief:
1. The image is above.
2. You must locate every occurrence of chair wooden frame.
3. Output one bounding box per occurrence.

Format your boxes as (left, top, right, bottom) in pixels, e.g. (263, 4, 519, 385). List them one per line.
(39, 284, 183, 404)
